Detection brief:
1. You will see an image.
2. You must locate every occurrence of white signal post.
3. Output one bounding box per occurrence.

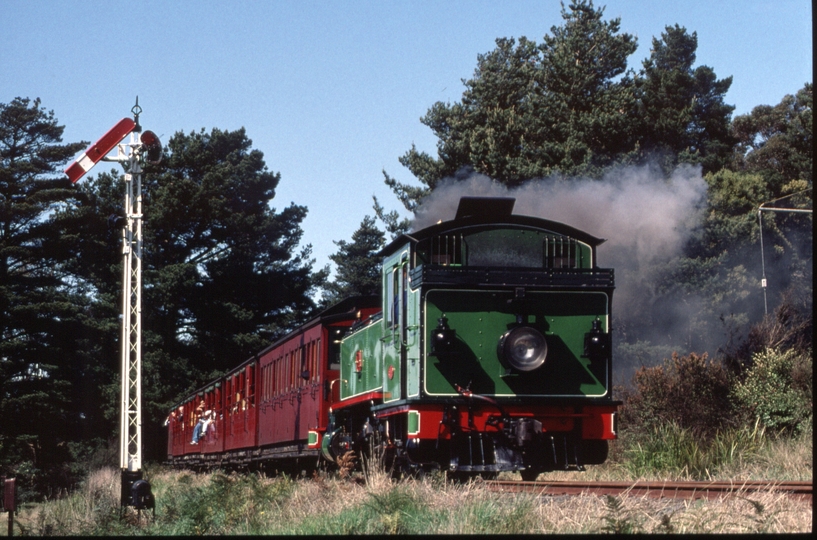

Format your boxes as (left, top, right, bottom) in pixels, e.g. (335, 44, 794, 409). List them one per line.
(64, 100, 160, 510)
(112, 128, 145, 477)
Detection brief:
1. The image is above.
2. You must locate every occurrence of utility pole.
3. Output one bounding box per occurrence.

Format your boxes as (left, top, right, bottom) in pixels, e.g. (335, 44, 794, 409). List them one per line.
(757, 190, 813, 314)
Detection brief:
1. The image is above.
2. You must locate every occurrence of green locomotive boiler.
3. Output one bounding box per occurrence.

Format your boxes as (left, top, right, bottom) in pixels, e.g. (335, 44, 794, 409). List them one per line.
(322, 196, 618, 480)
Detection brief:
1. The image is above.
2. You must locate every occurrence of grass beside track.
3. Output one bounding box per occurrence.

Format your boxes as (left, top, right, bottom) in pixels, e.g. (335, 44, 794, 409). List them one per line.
(8, 427, 813, 535)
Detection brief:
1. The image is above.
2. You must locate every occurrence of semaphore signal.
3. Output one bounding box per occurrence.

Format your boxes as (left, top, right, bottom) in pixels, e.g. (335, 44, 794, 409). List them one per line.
(65, 98, 160, 515)
(64, 117, 136, 183)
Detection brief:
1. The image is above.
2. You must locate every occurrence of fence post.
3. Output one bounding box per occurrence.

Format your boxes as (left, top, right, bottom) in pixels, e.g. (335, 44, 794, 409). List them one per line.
(2, 478, 15, 536)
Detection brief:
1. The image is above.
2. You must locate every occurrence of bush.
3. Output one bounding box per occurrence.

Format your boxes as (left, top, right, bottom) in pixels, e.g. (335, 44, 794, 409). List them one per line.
(731, 348, 812, 435)
(619, 352, 735, 436)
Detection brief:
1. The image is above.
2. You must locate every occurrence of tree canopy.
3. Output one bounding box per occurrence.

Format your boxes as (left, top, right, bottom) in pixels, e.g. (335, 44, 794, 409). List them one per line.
(637, 24, 736, 174)
(61, 127, 324, 446)
(2, 109, 325, 490)
(373, 1, 809, 385)
(0, 97, 89, 495)
(385, 1, 735, 212)
(321, 215, 385, 307)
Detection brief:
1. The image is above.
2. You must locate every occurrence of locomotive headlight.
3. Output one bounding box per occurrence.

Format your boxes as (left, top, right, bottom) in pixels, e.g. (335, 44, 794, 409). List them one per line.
(498, 326, 547, 371)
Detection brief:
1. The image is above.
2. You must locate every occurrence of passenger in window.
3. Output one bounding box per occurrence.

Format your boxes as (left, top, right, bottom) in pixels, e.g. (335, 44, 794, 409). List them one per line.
(202, 410, 214, 438)
(190, 402, 206, 445)
(163, 409, 176, 427)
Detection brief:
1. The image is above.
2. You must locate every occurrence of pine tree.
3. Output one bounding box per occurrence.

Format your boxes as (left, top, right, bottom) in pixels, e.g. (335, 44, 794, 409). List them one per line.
(61, 127, 324, 460)
(322, 215, 385, 307)
(0, 97, 88, 495)
(637, 25, 736, 174)
(389, 0, 639, 210)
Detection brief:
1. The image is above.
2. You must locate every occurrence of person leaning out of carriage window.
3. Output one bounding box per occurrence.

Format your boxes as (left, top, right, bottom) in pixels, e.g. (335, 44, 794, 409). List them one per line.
(201, 409, 214, 437)
(191, 401, 206, 444)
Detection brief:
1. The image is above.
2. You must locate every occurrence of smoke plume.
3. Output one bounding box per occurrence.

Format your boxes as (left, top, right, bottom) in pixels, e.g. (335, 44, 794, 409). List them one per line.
(412, 163, 707, 278)
(411, 165, 710, 371)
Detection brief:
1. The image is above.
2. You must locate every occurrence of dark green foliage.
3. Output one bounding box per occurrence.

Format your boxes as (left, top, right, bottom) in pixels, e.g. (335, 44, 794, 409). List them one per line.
(0, 97, 91, 499)
(723, 288, 813, 374)
(731, 348, 812, 435)
(321, 215, 385, 307)
(385, 2, 737, 215)
(726, 84, 812, 316)
(389, 0, 639, 209)
(363, 488, 423, 535)
(2, 102, 324, 493)
(599, 495, 642, 534)
(142, 127, 321, 373)
(638, 25, 736, 174)
(732, 83, 813, 190)
(372, 193, 411, 238)
(60, 127, 324, 461)
(157, 471, 295, 535)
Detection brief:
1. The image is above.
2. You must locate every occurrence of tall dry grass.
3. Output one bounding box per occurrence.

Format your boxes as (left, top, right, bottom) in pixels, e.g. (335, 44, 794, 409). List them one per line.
(9, 436, 812, 536)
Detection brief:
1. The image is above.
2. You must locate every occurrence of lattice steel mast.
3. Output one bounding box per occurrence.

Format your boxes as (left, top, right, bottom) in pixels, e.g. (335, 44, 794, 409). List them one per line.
(65, 99, 161, 509)
(117, 103, 145, 474)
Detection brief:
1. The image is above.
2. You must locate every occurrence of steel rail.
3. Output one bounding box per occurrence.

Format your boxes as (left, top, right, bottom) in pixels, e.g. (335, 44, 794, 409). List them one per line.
(486, 480, 812, 502)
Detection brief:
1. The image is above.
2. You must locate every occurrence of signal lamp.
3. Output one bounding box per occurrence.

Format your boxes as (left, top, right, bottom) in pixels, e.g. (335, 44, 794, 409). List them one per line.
(498, 326, 547, 371)
(140, 130, 162, 164)
(108, 212, 126, 229)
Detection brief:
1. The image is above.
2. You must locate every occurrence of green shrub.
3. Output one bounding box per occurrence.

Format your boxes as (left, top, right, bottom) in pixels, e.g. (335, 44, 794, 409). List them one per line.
(156, 470, 294, 535)
(731, 348, 813, 435)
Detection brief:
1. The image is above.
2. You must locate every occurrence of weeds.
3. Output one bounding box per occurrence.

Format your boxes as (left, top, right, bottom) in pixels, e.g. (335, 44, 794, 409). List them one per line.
(12, 459, 811, 535)
(364, 489, 421, 534)
(737, 497, 771, 533)
(599, 495, 642, 534)
(620, 419, 780, 480)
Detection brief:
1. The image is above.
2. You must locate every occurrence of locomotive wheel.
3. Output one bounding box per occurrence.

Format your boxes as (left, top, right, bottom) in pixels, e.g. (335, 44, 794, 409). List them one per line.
(520, 468, 542, 482)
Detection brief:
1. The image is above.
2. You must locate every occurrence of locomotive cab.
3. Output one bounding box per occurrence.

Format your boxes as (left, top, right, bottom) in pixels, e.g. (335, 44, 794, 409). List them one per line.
(335, 196, 618, 479)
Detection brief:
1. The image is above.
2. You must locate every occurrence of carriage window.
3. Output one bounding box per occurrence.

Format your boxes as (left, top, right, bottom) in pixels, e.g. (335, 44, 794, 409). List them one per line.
(274, 357, 280, 396)
(247, 365, 255, 407)
(226, 379, 233, 416)
(430, 233, 463, 265)
(215, 386, 221, 417)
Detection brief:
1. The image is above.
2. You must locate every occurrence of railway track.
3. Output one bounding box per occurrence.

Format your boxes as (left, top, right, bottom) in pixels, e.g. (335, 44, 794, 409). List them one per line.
(486, 479, 812, 502)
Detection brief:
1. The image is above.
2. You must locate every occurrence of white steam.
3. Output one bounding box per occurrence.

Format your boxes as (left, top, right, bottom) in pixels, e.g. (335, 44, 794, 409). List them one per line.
(411, 164, 709, 315)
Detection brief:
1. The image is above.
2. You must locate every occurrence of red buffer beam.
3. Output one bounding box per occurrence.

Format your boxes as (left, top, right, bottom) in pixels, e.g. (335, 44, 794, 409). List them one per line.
(65, 117, 136, 183)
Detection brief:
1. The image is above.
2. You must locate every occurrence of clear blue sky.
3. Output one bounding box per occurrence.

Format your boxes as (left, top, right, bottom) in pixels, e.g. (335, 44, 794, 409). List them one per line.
(1, 0, 812, 277)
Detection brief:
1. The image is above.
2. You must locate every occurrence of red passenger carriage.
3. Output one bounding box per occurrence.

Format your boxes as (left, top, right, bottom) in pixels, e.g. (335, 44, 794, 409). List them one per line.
(166, 297, 380, 469)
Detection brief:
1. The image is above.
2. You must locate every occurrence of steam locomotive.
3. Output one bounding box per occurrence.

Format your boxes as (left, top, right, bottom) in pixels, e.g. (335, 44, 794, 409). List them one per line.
(166, 197, 618, 480)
